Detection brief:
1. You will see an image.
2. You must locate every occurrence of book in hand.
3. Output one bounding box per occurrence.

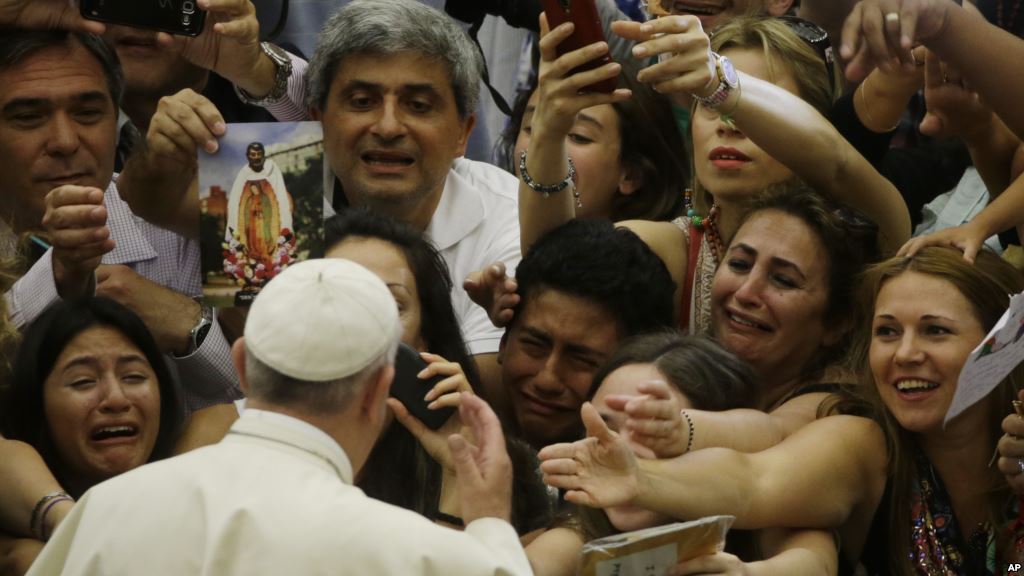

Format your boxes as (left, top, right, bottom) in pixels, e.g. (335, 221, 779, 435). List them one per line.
(579, 515, 734, 576)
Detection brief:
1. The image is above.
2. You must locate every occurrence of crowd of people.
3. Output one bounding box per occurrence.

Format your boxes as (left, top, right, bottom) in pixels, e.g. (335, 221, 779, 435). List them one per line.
(1, 0, 1024, 574)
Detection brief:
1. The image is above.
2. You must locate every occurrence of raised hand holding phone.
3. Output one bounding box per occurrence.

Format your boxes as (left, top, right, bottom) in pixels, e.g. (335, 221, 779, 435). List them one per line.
(541, 0, 617, 94)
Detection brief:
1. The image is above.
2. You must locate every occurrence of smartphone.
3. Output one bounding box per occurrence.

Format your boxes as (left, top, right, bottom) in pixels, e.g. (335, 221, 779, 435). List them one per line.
(390, 343, 457, 431)
(541, 0, 618, 94)
(80, 0, 206, 37)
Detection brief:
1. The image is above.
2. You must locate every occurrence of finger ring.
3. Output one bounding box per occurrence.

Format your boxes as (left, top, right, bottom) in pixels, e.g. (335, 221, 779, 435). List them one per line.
(885, 12, 900, 24)
(1018, 459, 1024, 475)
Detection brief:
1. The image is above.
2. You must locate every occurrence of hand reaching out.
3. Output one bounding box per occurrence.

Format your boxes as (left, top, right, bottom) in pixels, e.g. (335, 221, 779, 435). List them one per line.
(157, 0, 263, 87)
(919, 49, 992, 143)
(463, 262, 519, 328)
(538, 402, 640, 508)
(528, 15, 631, 147)
(840, 0, 955, 81)
(604, 379, 690, 459)
(448, 393, 514, 524)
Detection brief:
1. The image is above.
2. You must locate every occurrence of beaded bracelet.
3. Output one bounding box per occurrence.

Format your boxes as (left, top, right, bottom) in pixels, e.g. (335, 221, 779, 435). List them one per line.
(519, 150, 582, 208)
(681, 410, 695, 454)
(30, 490, 71, 540)
(39, 495, 73, 541)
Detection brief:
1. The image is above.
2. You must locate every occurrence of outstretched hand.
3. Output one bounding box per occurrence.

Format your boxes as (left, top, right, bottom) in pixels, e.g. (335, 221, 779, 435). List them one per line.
(919, 49, 992, 143)
(538, 402, 640, 508)
(156, 0, 264, 88)
(604, 380, 690, 459)
(388, 397, 470, 474)
(840, 0, 954, 82)
(448, 393, 513, 524)
(528, 14, 631, 145)
(464, 262, 519, 329)
(0, 0, 106, 33)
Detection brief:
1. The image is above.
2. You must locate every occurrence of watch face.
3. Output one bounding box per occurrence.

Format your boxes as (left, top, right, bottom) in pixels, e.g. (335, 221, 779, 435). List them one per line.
(719, 55, 739, 87)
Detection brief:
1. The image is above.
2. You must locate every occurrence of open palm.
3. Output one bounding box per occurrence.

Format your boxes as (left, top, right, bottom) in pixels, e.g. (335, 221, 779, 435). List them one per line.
(538, 403, 640, 508)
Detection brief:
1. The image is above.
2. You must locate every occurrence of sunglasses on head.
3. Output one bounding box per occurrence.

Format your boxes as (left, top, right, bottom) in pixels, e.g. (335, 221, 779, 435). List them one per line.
(774, 15, 837, 92)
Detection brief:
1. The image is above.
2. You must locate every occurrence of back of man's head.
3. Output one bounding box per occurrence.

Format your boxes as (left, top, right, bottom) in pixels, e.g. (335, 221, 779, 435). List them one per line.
(513, 220, 675, 337)
(0, 29, 123, 107)
(243, 259, 400, 415)
(305, 0, 482, 118)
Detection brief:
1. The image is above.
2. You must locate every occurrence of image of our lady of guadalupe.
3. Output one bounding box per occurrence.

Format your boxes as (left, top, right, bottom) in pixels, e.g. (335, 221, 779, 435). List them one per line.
(224, 142, 296, 293)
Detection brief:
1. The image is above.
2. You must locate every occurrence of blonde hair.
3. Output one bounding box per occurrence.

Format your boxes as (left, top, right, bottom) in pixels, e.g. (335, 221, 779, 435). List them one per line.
(692, 16, 841, 214)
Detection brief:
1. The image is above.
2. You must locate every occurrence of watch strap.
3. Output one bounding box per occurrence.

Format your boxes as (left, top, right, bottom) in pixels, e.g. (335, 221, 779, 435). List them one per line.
(235, 42, 293, 106)
(697, 53, 736, 110)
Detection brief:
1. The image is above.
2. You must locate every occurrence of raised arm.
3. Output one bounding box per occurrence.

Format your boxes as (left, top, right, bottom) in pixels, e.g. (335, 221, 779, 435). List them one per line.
(613, 16, 911, 253)
(540, 404, 886, 532)
(518, 17, 631, 253)
(726, 71, 911, 251)
(608, 380, 829, 458)
(117, 89, 224, 238)
(842, 0, 1024, 140)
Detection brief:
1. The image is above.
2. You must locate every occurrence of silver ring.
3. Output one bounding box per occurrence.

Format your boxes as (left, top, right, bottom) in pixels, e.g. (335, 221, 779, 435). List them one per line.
(885, 12, 900, 24)
(1018, 459, 1024, 475)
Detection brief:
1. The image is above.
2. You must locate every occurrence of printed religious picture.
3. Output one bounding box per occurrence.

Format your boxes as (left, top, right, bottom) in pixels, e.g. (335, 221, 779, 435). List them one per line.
(199, 122, 324, 306)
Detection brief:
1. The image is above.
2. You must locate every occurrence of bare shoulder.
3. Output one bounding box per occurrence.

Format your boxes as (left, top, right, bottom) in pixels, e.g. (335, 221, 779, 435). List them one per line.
(616, 219, 688, 286)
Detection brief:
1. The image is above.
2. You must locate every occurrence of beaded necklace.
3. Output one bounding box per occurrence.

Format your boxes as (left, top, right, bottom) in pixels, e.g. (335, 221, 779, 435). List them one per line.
(682, 189, 725, 263)
(909, 451, 991, 575)
(998, 0, 1023, 31)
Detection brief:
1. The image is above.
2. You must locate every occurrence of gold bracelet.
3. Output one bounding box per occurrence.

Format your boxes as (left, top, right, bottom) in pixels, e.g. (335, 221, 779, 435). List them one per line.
(858, 74, 901, 133)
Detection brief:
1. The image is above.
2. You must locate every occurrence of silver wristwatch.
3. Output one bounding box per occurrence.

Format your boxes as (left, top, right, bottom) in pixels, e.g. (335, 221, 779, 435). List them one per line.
(235, 42, 293, 105)
(181, 304, 214, 357)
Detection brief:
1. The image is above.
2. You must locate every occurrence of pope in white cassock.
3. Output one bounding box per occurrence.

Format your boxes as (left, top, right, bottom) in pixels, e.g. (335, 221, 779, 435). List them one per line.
(225, 142, 293, 267)
(26, 259, 533, 576)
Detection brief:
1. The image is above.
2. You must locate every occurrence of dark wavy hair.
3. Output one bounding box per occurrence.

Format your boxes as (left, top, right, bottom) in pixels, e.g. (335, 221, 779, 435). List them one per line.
(325, 209, 477, 382)
(0, 30, 124, 107)
(497, 62, 688, 223)
(575, 331, 757, 542)
(514, 219, 676, 338)
(324, 210, 551, 533)
(734, 182, 882, 373)
(588, 331, 758, 409)
(1, 298, 183, 496)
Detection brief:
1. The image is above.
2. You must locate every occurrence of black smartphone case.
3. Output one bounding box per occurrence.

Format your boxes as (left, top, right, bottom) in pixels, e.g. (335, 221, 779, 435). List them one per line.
(391, 344, 457, 431)
(80, 0, 206, 37)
